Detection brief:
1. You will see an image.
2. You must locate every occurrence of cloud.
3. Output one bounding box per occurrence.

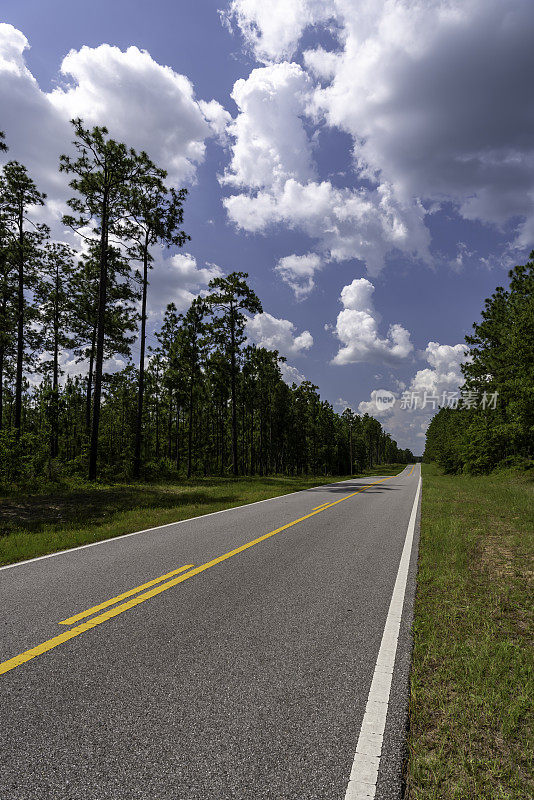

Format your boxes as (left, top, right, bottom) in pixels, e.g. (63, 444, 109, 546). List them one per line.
(220, 56, 430, 281)
(225, 0, 534, 255)
(224, 0, 336, 63)
(198, 99, 232, 144)
(332, 278, 413, 365)
(410, 341, 469, 398)
(0, 26, 68, 196)
(280, 362, 306, 385)
(314, 0, 534, 246)
(334, 397, 351, 410)
(0, 25, 228, 197)
(451, 241, 475, 272)
(245, 312, 313, 356)
(224, 178, 430, 276)
(30, 349, 129, 386)
(222, 62, 315, 190)
(358, 340, 470, 451)
(275, 252, 322, 298)
(147, 253, 223, 318)
(358, 390, 396, 419)
(49, 42, 227, 184)
(303, 46, 339, 81)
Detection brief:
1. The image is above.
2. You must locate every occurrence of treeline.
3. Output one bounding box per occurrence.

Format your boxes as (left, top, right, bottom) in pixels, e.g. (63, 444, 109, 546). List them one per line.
(0, 123, 413, 485)
(425, 253, 533, 473)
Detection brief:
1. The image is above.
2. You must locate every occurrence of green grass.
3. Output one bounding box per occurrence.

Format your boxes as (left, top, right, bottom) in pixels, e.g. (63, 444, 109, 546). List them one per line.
(0, 464, 406, 566)
(406, 463, 533, 799)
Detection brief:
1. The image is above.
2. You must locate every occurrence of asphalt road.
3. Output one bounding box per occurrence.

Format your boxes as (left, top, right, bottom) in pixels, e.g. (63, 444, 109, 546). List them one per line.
(1, 465, 421, 800)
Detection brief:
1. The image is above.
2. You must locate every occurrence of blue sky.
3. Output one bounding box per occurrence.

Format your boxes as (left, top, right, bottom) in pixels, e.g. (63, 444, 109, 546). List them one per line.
(1, 0, 532, 453)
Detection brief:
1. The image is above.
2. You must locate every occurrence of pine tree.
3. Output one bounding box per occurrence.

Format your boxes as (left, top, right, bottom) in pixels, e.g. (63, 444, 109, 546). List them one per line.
(70, 241, 139, 438)
(60, 119, 141, 479)
(125, 152, 189, 477)
(205, 272, 262, 476)
(180, 299, 207, 478)
(34, 242, 77, 458)
(0, 178, 16, 431)
(154, 303, 184, 471)
(341, 408, 356, 474)
(0, 161, 47, 435)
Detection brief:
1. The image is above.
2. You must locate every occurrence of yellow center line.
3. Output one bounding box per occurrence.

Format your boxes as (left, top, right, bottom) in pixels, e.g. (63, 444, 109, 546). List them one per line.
(0, 469, 412, 678)
(312, 502, 331, 510)
(59, 563, 196, 626)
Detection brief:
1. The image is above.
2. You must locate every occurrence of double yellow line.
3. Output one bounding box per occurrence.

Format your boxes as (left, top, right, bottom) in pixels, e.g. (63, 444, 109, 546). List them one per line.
(0, 467, 415, 677)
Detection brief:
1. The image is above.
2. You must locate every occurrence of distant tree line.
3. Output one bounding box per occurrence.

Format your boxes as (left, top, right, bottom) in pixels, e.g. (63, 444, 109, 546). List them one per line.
(424, 254, 533, 473)
(0, 122, 413, 486)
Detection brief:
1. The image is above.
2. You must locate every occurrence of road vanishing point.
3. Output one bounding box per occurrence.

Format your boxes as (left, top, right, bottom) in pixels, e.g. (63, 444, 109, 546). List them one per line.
(1, 465, 421, 800)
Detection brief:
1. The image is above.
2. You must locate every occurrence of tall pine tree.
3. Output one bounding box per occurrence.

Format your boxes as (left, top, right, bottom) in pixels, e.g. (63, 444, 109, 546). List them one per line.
(60, 119, 141, 479)
(205, 273, 262, 476)
(1, 161, 46, 435)
(125, 152, 189, 477)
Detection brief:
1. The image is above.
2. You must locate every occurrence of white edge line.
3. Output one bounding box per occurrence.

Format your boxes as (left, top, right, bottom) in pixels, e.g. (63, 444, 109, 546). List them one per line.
(344, 466, 421, 800)
(0, 468, 411, 572)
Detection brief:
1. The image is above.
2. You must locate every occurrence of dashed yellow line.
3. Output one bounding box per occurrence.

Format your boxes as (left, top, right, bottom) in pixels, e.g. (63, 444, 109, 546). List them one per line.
(0, 467, 415, 678)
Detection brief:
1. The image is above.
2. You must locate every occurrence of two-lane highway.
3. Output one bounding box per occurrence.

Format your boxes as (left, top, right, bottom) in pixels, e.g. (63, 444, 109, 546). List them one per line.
(1, 465, 421, 800)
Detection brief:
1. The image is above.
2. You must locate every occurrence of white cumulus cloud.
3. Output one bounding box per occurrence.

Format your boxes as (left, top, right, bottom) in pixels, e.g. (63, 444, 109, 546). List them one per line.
(224, 0, 336, 63)
(409, 342, 469, 398)
(222, 62, 315, 190)
(246, 312, 313, 356)
(332, 278, 413, 365)
(358, 340, 470, 451)
(275, 252, 322, 299)
(224, 0, 534, 256)
(0, 24, 228, 196)
(220, 51, 431, 281)
(358, 390, 396, 419)
(224, 178, 430, 276)
(148, 253, 222, 318)
(280, 362, 307, 385)
(48, 43, 227, 184)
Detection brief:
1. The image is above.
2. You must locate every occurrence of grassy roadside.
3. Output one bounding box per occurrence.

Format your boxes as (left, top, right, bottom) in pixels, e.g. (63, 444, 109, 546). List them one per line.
(406, 463, 533, 799)
(0, 464, 405, 566)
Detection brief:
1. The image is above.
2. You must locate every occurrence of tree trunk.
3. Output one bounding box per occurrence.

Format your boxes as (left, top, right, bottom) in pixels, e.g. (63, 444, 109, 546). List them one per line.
(215, 406, 220, 474)
(175, 403, 181, 471)
(241, 401, 246, 474)
(0, 351, 4, 433)
(51, 263, 59, 459)
(187, 381, 193, 478)
(220, 397, 226, 475)
(0, 340, 4, 433)
(0, 280, 7, 432)
(230, 306, 238, 476)
(86, 324, 96, 435)
(259, 409, 263, 476)
(167, 393, 173, 460)
(88, 188, 109, 481)
(155, 373, 160, 459)
(250, 404, 254, 475)
(133, 234, 149, 478)
(14, 204, 24, 436)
